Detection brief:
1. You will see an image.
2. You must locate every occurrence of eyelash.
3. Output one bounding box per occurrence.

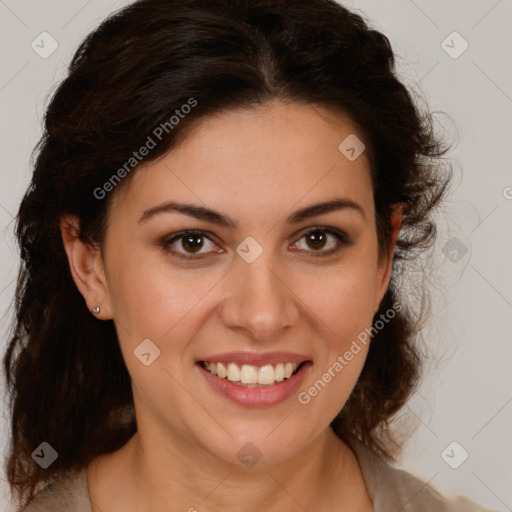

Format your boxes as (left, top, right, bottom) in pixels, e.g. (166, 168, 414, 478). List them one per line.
(161, 227, 351, 261)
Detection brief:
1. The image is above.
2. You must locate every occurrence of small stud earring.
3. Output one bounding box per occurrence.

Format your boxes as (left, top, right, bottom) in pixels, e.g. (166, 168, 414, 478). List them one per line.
(92, 306, 101, 314)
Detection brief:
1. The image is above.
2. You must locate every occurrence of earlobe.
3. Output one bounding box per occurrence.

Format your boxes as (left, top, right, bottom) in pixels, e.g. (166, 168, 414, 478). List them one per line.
(59, 215, 112, 319)
(374, 205, 403, 312)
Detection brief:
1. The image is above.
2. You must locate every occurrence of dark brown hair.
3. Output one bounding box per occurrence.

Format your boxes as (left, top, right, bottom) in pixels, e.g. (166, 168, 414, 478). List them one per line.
(3, 0, 451, 506)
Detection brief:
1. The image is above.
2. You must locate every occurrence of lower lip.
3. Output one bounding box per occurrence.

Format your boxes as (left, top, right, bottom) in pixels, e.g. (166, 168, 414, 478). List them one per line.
(197, 362, 311, 407)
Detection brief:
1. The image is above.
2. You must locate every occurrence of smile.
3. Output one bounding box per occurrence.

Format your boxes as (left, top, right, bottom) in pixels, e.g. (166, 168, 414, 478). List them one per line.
(201, 361, 301, 386)
(197, 353, 312, 407)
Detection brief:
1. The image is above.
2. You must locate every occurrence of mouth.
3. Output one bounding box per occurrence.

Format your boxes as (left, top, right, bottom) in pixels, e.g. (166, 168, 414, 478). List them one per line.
(196, 353, 312, 407)
(200, 360, 306, 387)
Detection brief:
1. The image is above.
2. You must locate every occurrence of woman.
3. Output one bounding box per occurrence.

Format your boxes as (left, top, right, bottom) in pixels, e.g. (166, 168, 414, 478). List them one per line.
(2, 0, 497, 510)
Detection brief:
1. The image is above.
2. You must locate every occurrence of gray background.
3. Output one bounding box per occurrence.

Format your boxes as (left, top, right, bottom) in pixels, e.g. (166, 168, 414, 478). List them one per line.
(1, 1, 511, 510)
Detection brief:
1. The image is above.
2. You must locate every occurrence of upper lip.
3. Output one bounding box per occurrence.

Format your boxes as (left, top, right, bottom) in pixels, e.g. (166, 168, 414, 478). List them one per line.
(197, 351, 311, 366)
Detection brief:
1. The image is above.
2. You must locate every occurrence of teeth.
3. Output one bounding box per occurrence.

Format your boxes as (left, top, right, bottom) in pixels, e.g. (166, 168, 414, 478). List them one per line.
(274, 363, 285, 382)
(240, 364, 258, 384)
(258, 365, 275, 385)
(217, 362, 227, 379)
(227, 362, 241, 382)
(203, 361, 300, 386)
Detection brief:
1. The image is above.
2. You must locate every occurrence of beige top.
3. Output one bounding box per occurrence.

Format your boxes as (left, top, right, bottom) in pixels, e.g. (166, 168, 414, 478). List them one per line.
(19, 437, 497, 511)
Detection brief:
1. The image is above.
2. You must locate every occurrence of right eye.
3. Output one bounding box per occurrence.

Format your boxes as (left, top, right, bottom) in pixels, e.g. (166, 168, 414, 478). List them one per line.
(161, 230, 222, 260)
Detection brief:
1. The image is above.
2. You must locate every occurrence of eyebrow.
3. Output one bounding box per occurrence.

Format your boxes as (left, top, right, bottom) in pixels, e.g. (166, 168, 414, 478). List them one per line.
(138, 197, 366, 227)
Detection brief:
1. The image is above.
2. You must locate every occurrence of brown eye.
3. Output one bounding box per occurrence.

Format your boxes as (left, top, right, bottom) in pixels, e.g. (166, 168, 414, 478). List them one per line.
(292, 227, 350, 256)
(306, 231, 328, 250)
(180, 234, 205, 253)
(162, 227, 350, 262)
(162, 230, 219, 260)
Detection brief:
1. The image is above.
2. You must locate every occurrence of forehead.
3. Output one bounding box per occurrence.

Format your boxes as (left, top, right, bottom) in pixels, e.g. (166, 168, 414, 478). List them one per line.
(109, 100, 374, 227)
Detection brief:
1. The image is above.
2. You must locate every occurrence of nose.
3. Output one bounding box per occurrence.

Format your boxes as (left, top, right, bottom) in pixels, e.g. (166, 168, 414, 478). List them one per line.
(219, 255, 300, 343)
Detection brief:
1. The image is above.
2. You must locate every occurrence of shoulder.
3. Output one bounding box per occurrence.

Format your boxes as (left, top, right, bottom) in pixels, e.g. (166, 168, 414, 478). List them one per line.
(17, 469, 92, 512)
(346, 436, 498, 512)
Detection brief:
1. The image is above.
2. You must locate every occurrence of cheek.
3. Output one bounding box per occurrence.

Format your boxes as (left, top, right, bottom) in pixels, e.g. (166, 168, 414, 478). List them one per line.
(294, 253, 378, 417)
(105, 243, 204, 337)
(105, 250, 211, 431)
(105, 246, 231, 399)
(300, 254, 379, 341)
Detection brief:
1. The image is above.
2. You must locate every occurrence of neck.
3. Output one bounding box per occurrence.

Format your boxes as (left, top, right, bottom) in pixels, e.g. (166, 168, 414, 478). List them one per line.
(106, 426, 366, 512)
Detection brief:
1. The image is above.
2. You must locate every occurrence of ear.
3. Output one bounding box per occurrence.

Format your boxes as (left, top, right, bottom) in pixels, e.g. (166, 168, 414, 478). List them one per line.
(374, 204, 403, 312)
(59, 214, 112, 319)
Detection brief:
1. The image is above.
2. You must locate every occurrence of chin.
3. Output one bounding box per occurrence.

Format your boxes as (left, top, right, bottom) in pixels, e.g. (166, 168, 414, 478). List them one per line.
(198, 419, 314, 470)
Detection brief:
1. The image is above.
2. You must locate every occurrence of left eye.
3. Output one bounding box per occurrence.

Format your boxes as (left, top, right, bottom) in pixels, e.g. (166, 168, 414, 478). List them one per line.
(290, 228, 349, 255)
(162, 228, 349, 260)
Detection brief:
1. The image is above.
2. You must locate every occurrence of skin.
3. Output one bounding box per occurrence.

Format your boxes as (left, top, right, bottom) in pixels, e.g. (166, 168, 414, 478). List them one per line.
(60, 99, 402, 512)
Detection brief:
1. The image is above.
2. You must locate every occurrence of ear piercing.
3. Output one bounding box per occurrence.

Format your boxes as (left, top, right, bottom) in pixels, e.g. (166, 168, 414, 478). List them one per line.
(92, 306, 101, 314)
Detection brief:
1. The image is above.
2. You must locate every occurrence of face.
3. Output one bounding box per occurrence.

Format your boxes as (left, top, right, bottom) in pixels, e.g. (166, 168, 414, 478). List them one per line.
(68, 100, 396, 469)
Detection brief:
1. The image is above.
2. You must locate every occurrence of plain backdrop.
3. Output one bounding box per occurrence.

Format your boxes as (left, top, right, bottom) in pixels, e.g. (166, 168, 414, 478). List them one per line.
(1, 1, 511, 511)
